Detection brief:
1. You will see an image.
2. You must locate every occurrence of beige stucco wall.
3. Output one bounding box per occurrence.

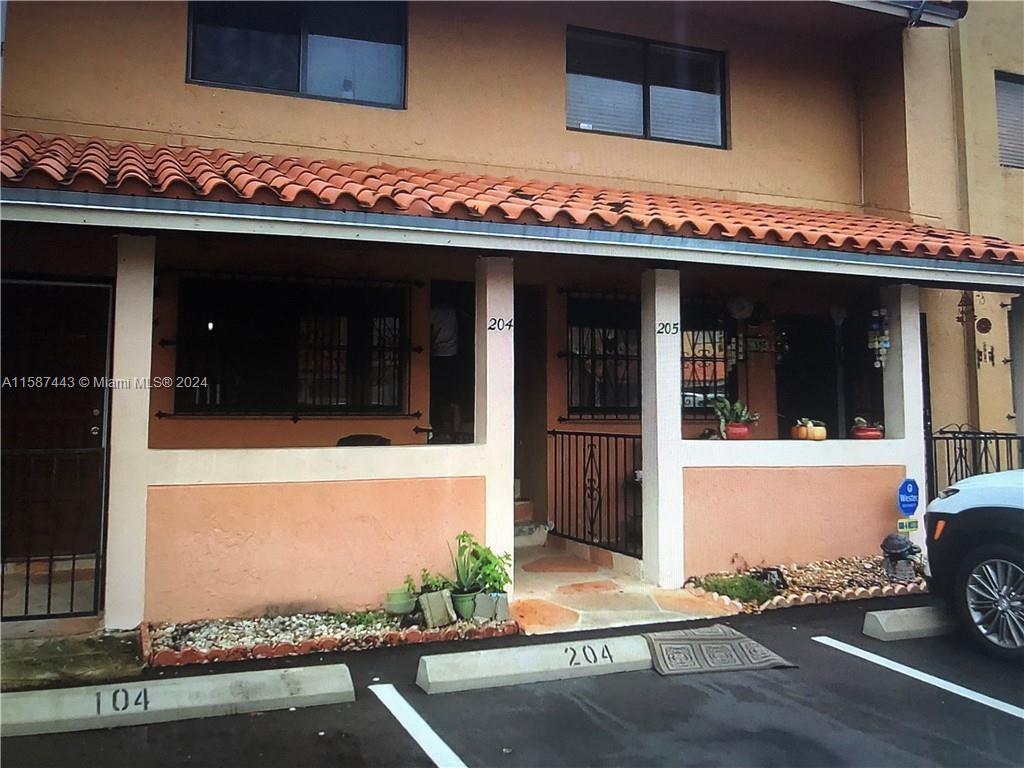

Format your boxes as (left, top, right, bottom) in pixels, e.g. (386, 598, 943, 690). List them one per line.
(905, 2, 1023, 434)
(2, 1, 871, 211)
(953, 2, 1024, 432)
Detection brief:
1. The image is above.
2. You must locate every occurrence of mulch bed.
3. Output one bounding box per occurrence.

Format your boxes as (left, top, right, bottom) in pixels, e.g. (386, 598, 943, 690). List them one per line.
(143, 613, 520, 667)
(692, 555, 929, 614)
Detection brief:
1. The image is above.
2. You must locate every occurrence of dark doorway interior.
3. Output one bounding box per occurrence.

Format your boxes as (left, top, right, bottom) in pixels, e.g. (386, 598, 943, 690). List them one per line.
(429, 281, 475, 444)
(514, 285, 547, 522)
(1, 281, 111, 619)
(775, 315, 840, 435)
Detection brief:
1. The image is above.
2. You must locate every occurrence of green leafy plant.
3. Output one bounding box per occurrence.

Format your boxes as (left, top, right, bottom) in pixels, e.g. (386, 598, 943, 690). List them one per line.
(449, 531, 484, 594)
(419, 569, 453, 594)
(851, 416, 884, 429)
(475, 544, 512, 594)
(712, 397, 760, 437)
(701, 574, 777, 605)
(334, 609, 397, 628)
(403, 574, 418, 595)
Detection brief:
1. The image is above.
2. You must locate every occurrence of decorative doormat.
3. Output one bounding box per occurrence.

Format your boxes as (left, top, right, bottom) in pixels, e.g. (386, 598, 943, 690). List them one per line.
(644, 624, 795, 676)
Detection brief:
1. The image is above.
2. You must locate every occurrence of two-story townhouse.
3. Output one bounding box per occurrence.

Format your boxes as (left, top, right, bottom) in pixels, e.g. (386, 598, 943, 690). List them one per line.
(1, 1, 1021, 633)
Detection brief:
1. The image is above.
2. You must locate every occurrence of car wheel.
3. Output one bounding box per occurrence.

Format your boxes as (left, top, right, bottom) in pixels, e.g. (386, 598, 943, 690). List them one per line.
(955, 544, 1024, 660)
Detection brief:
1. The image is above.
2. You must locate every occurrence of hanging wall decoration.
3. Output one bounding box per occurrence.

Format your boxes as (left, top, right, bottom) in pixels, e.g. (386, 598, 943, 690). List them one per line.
(868, 308, 890, 368)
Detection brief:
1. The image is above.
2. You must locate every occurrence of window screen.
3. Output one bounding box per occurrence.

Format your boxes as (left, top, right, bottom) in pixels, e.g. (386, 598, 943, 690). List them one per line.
(566, 27, 725, 148)
(189, 2, 406, 108)
(996, 72, 1024, 169)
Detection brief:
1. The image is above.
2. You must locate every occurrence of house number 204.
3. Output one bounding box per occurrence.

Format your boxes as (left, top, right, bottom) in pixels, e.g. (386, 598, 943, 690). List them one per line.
(487, 317, 514, 331)
(95, 687, 150, 715)
(564, 643, 614, 666)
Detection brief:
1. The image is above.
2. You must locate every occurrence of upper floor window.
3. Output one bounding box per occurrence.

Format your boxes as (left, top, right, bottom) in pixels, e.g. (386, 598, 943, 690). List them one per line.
(996, 71, 1023, 169)
(566, 27, 725, 148)
(188, 2, 406, 109)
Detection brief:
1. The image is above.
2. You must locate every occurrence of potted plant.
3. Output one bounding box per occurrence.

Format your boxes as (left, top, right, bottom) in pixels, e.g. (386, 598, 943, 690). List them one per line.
(791, 418, 827, 440)
(472, 539, 513, 621)
(449, 531, 484, 620)
(850, 416, 884, 439)
(713, 397, 759, 440)
(383, 579, 416, 616)
(416, 569, 456, 628)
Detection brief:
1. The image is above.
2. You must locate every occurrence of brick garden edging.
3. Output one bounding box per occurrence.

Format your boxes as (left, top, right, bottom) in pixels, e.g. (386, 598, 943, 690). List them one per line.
(142, 620, 521, 668)
(687, 578, 929, 614)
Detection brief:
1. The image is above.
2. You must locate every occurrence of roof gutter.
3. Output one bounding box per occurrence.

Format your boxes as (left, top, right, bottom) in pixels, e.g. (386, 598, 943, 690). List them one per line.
(1, 188, 1020, 291)
(832, 1, 967, 27)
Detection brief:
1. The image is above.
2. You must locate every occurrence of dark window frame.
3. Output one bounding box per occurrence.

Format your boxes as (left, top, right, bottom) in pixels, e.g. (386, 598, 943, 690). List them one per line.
(680, 302, 738, 421)
(564, 294, 642, 420)
(565, 25, 729, 150)
(172, 273, 412, 417)
(185, 2, 409, 111)
(995, 70, 1024, 170)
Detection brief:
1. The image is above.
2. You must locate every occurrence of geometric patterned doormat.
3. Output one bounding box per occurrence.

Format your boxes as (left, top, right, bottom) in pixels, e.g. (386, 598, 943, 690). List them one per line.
(644, 624, 796, 676)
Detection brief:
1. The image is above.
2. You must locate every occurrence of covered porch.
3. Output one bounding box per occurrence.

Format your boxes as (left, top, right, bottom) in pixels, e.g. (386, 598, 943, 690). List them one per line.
(2, 134, 1021, 631)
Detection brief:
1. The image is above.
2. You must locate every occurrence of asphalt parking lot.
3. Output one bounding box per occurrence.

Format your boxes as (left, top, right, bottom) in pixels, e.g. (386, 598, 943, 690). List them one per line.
(3, 595, 1022, 768)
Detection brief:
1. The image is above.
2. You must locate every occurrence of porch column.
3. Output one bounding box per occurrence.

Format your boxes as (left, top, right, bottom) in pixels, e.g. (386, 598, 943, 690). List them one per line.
(1010, 296, 1024, 436)
(474, 257, 515, 565)
(104, 235, 156, 629)
(883, 284, 927, 546)
(640, 268, 684, 587)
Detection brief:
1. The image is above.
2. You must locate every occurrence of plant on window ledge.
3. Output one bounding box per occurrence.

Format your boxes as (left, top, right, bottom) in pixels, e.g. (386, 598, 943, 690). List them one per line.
(713, 397, 759, 440)
(791, 418, 828, 441)
(850, 416, 884, 440)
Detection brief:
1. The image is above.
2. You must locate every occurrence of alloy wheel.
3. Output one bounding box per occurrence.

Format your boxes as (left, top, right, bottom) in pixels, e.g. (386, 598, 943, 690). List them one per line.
(965, 559, 1024, 650)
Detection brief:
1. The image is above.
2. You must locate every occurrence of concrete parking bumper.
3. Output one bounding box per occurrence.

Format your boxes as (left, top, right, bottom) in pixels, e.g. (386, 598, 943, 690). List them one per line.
(417, 635, 652, 694)
(1, 665, 355, 737)
(862, 606, 957, 642)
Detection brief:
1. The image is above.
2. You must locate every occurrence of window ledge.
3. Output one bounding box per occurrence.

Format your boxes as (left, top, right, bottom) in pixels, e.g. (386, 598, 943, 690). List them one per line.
(155, 411, 422, 421)
(680, 437, 915, 468)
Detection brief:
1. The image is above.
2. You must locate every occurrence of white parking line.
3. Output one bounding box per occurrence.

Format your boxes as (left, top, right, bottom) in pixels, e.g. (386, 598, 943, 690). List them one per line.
(812, 636, 1024, 720)
(368, 684, 468, 768)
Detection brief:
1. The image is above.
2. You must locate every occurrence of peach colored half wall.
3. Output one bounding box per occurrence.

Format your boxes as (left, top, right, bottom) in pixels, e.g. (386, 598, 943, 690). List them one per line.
(683, 465, 905, 576)
(144, 476, 485, 623)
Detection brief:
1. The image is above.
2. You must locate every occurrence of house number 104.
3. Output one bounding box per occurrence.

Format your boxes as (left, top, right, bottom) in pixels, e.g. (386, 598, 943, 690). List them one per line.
(95, 687, 150, 715)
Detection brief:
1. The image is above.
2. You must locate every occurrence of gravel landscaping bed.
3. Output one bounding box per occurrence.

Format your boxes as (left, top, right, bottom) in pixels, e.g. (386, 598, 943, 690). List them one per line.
(144, 612, 520, 667)
(691, 555, 928, 614)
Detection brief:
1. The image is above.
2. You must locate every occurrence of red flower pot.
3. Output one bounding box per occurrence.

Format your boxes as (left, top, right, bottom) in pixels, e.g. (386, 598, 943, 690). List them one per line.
(725, 423, 753, 440)
(851, 427, 884, 440)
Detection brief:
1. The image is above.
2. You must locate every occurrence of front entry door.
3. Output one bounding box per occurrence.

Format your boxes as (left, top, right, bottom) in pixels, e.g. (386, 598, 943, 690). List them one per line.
(1, 281, 112, 619)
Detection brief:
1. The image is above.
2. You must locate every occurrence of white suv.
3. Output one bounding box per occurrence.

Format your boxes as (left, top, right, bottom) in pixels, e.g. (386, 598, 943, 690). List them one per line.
(925, 469, 1024, 660)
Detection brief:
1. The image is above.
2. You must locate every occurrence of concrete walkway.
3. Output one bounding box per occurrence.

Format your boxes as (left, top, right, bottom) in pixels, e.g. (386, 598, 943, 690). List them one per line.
(510, 545, 737, 634)
(1, 632, 144, 692)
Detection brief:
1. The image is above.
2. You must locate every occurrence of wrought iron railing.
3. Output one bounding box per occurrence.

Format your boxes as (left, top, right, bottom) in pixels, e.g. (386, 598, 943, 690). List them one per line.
(927, 425, 1024, 500)
(548, 430, 642, 558)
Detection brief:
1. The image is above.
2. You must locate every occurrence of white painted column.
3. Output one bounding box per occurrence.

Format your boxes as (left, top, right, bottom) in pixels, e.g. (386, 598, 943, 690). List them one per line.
(640, 269, 684, 587)
(883, 284, 927, 547)
(474, 257, 515, 567)
(1010, 296, 1024, 437)
(104, 236, 156, 629)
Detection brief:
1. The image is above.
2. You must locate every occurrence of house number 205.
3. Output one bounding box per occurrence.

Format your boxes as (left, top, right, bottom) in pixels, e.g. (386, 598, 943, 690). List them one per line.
(564, 643, 614, 666)
(95, 687, 150, 715)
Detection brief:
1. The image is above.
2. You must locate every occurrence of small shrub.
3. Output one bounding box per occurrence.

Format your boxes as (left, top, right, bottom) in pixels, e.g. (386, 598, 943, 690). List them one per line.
(701, 574, 778, 604)
(419, 569, 454, 594)
(334, 609, 396, 628)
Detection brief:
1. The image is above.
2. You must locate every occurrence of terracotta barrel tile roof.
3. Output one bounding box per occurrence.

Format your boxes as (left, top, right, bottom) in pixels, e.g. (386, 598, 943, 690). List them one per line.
(2, 132, 1022, 265)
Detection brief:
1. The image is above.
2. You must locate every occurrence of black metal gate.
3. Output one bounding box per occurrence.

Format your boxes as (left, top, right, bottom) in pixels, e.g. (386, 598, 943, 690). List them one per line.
(926, 425, 1024, 500)
(1, 281, 112, 620)
(548, 430, 642, 558)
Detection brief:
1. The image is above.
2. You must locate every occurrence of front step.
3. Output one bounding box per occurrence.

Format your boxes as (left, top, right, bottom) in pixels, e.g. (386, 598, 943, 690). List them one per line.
(514, 499, 535, 524)
(514, 521, 549, 548)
